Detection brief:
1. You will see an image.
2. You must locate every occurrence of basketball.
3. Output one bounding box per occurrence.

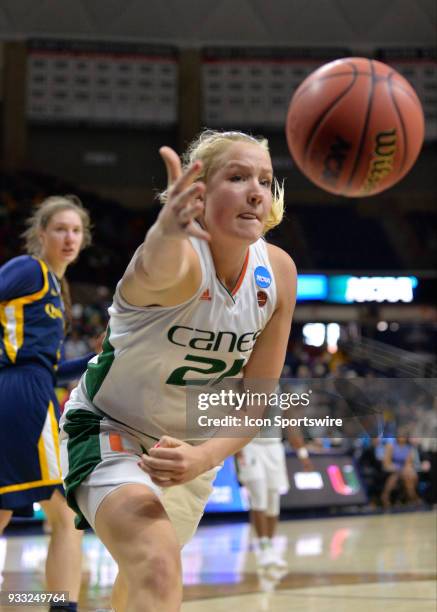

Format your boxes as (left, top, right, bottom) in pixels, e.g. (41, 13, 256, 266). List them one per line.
(286, 57, 425, 197)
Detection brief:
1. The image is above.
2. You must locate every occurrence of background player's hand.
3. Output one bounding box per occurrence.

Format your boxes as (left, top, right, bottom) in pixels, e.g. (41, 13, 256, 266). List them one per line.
(156, 147, 210, 242)
(138, 435, 211, 487)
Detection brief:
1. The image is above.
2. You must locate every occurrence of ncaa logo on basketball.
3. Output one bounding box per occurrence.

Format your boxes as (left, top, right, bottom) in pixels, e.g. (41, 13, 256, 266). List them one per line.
(254, 266, 271, 288)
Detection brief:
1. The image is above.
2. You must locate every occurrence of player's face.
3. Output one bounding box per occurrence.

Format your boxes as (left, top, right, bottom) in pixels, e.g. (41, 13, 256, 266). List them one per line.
(203, 142, 273, 242)
(39, 209, 84, 266)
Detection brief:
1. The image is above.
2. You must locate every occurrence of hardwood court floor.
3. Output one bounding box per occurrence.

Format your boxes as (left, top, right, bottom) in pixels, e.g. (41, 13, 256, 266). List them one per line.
(1, 511, 435, 611)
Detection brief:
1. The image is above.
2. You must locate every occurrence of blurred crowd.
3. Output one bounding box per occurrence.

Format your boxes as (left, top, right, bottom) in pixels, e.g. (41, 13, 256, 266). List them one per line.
(283, 343, 436, 508)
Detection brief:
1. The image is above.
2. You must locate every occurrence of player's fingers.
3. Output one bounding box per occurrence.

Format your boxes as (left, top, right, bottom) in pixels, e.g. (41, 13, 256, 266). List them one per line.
(185, 222, 211, 242)
(156, 435, 181, 448)
(150, 474, 183, 487)
(140, 465, 175, 480)
(172, 183, 204, 213)
(159, 146, 182, 187)
(138, 457, 184, 484)
(151, 477, 172, 484)
(178, 201, 204, 228)
(147, 448, 179, 460)
(170, 159, 203, 196)
(140, 455, 180, 471)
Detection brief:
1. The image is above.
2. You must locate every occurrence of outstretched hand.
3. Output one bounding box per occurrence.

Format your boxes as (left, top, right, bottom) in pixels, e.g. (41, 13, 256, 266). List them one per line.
(157, 147, 211, 242)
(138, 435, 211, 487)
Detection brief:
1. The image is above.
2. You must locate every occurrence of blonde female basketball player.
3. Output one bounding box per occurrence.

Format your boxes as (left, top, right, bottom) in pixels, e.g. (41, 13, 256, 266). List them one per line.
(0, 196, 92, 612)
(60, 130, 297, 612)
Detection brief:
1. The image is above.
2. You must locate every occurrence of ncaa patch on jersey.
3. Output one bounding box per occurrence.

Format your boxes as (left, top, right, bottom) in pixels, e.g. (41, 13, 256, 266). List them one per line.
(254, 266, 272, 288)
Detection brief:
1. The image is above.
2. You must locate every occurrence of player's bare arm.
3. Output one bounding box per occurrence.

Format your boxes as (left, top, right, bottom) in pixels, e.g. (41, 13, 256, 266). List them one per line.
(120, 147, 210, 307)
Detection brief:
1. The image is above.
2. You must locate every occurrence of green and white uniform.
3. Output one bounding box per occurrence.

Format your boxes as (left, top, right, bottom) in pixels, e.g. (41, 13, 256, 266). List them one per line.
(60, 235, 277, 544)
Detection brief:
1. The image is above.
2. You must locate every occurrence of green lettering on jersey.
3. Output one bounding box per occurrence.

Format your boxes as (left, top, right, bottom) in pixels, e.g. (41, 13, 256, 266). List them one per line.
(188, 329, 215, 351)
(167, 325, 261, 352)
(166, 354, 245, 386)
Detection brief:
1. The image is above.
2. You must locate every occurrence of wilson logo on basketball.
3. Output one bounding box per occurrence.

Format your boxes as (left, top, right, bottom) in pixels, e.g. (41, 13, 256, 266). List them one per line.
(257, 290, 268, 307)
(361, 129, 397, 194)
(200, 289, 212, 301)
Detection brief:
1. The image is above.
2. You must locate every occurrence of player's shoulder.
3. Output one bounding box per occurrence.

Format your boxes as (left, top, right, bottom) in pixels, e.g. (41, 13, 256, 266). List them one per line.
(0, 254, 41, 275)
(0, 255, 45, 300)
(265, 242, 297, 278)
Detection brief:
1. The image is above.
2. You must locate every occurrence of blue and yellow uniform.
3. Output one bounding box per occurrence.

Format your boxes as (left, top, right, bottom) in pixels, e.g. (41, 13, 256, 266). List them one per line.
(0, 255, 90, 509)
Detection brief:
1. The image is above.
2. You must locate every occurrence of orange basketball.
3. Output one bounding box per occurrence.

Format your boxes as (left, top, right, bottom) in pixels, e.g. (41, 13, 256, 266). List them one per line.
(286, 57, 425, 197)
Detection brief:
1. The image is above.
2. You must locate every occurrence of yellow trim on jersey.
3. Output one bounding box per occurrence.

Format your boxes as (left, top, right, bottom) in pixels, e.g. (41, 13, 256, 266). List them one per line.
(0, 478, 63, 495)
(0, 258, 49, 363)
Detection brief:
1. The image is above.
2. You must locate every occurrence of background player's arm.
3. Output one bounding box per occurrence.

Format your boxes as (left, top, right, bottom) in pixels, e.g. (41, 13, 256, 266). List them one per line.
(120, 147, 209, 307)
(141, 248, 297, 485)
(286, 429, 314, 471)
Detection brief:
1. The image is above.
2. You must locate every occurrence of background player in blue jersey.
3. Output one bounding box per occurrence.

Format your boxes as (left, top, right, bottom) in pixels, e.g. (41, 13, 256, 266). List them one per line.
(0, 195, 92, 612)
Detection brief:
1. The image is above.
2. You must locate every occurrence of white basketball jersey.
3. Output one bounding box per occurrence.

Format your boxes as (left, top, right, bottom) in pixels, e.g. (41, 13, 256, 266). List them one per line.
(62, 236, 277, 443)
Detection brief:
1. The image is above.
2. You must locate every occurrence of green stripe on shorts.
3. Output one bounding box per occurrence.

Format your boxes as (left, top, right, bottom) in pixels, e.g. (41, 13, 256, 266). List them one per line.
(63, 408, 103, 529)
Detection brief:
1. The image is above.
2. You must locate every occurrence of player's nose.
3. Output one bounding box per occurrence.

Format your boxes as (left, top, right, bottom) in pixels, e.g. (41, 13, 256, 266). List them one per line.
(65, 231, 77, 244)
(247, 182, 263, 205)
